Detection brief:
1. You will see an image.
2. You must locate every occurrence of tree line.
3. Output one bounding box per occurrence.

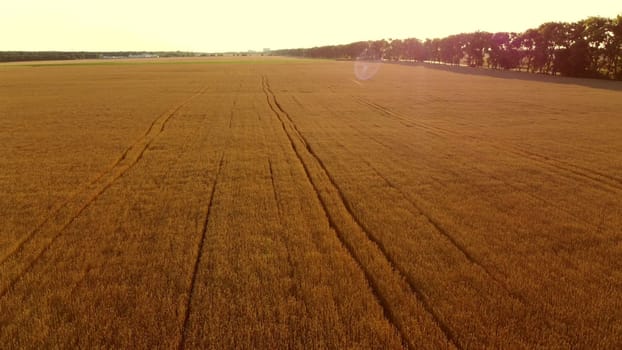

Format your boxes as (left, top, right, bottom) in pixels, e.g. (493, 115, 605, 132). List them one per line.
(0, 51, 201, 63)
(273, 15, 622, 80)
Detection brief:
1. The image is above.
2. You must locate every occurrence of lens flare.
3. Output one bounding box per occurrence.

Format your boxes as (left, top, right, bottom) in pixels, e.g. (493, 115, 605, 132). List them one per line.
(354, 61, 381, 81)
(354, 49, 381, 81)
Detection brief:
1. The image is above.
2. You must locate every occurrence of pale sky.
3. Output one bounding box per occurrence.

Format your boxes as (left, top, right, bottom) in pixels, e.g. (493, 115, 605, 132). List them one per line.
(1, 1, 620, 52)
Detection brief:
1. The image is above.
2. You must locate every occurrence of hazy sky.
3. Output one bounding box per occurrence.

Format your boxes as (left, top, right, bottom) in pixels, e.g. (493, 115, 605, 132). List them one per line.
(1, 1, 620, 52)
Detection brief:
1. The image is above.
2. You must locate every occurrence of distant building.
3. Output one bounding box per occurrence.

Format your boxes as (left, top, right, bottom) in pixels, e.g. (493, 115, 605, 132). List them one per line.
(263, 48, 271, 53)
(128, 54, 159, 59)
(100, 53, 159, 59)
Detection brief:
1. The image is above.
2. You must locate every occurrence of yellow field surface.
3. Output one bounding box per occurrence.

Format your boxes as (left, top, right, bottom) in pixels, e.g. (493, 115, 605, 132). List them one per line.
(1, 57, 621, 349)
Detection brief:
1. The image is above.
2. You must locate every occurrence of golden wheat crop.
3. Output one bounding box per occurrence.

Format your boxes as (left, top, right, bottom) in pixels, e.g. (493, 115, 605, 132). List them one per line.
(1, 57, 621, 349)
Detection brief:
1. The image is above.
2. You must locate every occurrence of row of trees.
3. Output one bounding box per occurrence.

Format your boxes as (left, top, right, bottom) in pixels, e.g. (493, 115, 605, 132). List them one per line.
(273, 15, 622, 80)
(0, 51, 100, 62)
(0, 51, 201, 63)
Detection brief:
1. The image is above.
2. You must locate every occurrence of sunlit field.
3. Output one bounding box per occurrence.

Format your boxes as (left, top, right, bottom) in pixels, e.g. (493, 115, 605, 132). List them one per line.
(1, 57, 621, 349)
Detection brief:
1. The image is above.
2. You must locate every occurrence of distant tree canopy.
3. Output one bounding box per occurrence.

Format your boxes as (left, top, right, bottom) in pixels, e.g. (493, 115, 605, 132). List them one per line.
(0, 51, 199, 63)
(0, 51, 100, 62)
(273, 15, 622, 80)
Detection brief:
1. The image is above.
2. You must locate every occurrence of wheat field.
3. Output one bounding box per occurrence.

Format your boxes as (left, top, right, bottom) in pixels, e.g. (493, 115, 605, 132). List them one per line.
(1, 57, 621, 349)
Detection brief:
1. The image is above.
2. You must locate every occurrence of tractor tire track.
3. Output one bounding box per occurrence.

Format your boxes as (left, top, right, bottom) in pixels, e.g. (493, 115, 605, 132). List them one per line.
(349, 148, 527, 304)
(262, 76, 459, 350)
(267, 158, 282, 218)
(263, 80, 308, 148)
(343, 116, 593, 251)
(0, 86, 208, 298)
(1, 86, 207, 265)
(358, 98, 622, 194)
(343, 111, 610, 243)
(355, 99, 618, 230)
(334, 101, 620, 279)
(68, 107, 219, 299)
(178, 153, 225, 350)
